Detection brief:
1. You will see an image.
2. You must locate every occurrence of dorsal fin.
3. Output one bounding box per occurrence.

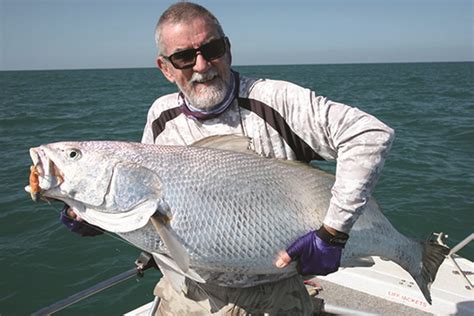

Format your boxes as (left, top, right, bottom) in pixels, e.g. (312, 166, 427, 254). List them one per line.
(192, 135, 256, 155)
(192, 134, 329, 174)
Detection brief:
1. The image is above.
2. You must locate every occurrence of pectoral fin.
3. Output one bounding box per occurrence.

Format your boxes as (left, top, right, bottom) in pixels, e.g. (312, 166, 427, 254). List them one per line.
(151, 252, 205, 284)
(150, 213, 190, 274)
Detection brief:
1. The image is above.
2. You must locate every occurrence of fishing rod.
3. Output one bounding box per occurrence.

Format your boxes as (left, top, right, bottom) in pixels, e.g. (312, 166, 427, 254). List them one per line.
(32, 252, 159, 316)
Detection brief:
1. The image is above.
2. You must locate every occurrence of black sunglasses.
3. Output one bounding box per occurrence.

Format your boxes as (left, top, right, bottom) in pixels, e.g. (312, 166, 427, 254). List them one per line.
(163, 37, 228, 70)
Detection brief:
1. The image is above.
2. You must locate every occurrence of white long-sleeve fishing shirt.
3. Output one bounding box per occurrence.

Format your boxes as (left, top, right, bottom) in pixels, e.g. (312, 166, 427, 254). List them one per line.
(141, 71, 394, 234)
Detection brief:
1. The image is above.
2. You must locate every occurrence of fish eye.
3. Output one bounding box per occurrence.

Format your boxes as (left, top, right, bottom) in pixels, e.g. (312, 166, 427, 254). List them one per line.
(66, 149, 81, 160)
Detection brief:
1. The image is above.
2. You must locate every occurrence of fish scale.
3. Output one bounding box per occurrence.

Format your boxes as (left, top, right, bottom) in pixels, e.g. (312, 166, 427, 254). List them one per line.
(117, 145, 327, 274)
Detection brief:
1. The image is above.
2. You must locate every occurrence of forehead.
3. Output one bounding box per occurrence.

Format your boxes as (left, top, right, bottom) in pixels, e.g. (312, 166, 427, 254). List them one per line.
(160, 18, 220, 53)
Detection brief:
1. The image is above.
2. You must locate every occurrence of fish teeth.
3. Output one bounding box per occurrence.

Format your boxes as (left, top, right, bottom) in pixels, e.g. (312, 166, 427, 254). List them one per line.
(36, 164, 44, 175)
(29, 148, 40, 166)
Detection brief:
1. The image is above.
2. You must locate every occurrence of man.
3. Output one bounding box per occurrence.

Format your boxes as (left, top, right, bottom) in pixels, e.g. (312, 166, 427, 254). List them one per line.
(62, 2, 394, 315)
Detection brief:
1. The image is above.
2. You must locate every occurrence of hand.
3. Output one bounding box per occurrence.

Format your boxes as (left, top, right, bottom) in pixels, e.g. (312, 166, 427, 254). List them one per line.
(275, 226, 347, 276)
(59, 204, 104, 237)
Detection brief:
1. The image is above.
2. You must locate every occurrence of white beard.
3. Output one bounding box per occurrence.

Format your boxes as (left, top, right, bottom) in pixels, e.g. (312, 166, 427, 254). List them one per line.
(178, 68, 230, 111)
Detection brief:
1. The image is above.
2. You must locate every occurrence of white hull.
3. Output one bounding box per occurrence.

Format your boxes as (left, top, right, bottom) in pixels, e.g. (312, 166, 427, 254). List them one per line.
(317, 254, 473, 315)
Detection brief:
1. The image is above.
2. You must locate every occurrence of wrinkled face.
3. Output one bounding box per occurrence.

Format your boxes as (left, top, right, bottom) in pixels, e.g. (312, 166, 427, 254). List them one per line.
(157, 17, 232, 110)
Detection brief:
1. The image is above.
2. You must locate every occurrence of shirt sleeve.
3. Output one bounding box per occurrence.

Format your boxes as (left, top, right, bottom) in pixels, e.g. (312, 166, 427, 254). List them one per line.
(320, 100, 394, 233)
(260, 80, 395, 234)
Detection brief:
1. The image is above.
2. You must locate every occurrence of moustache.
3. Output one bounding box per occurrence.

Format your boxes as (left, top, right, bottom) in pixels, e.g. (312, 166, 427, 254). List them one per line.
(190, 69, 219, 84)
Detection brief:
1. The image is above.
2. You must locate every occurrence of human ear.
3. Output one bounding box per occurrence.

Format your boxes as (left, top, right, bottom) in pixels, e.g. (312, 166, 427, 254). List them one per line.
(157, 56, 175, 83)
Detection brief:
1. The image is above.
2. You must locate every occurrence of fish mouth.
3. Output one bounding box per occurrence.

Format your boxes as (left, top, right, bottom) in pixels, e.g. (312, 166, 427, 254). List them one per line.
(26, 147, 64, 202)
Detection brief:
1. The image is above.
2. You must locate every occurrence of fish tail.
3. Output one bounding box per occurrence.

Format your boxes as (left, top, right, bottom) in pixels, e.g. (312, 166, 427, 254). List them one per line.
(409, 237, 449, 304)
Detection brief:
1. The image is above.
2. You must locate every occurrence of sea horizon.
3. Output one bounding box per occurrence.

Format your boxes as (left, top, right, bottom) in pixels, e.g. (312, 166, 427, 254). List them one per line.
(1, 59, 472, 73)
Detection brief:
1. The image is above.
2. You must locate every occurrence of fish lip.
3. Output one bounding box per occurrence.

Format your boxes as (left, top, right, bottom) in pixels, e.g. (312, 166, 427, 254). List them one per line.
(28, 146, 63, 198)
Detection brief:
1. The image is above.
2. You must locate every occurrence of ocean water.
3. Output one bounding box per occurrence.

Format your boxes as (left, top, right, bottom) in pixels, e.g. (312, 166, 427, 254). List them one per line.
(0, 62, 473, 315)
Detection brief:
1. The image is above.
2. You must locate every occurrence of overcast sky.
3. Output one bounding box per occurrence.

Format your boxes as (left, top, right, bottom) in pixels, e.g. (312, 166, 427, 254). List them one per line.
(1, 0, 472, 71)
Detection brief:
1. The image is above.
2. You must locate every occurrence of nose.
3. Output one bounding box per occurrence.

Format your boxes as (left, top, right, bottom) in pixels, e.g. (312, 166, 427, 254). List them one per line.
(192, 52, 211, 73)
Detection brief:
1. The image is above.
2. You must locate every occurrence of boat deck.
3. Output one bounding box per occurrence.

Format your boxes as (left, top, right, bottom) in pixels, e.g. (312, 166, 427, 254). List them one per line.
(313, 254, 473, 315)
(313, 278, 432, 315)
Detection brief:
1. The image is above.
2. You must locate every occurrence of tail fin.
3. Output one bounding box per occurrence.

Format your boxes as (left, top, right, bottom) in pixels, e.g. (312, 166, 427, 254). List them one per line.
(410, 238, 449, 304)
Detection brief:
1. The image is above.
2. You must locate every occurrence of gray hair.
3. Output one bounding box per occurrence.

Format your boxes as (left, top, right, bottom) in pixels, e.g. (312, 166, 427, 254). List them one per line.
(155, 2, 225, 55)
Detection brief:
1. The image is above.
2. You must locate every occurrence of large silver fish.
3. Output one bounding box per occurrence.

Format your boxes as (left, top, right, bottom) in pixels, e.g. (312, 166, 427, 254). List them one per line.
(26, 137, 448, 303)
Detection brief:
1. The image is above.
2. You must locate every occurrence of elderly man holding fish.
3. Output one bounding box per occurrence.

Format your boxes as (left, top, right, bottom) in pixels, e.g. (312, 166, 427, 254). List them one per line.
(59, 2, 395, 315)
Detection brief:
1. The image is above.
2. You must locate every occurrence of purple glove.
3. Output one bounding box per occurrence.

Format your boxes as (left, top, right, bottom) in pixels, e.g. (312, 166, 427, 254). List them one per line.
(59, 205, 104, 237)
(286, 226, 348, 276)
